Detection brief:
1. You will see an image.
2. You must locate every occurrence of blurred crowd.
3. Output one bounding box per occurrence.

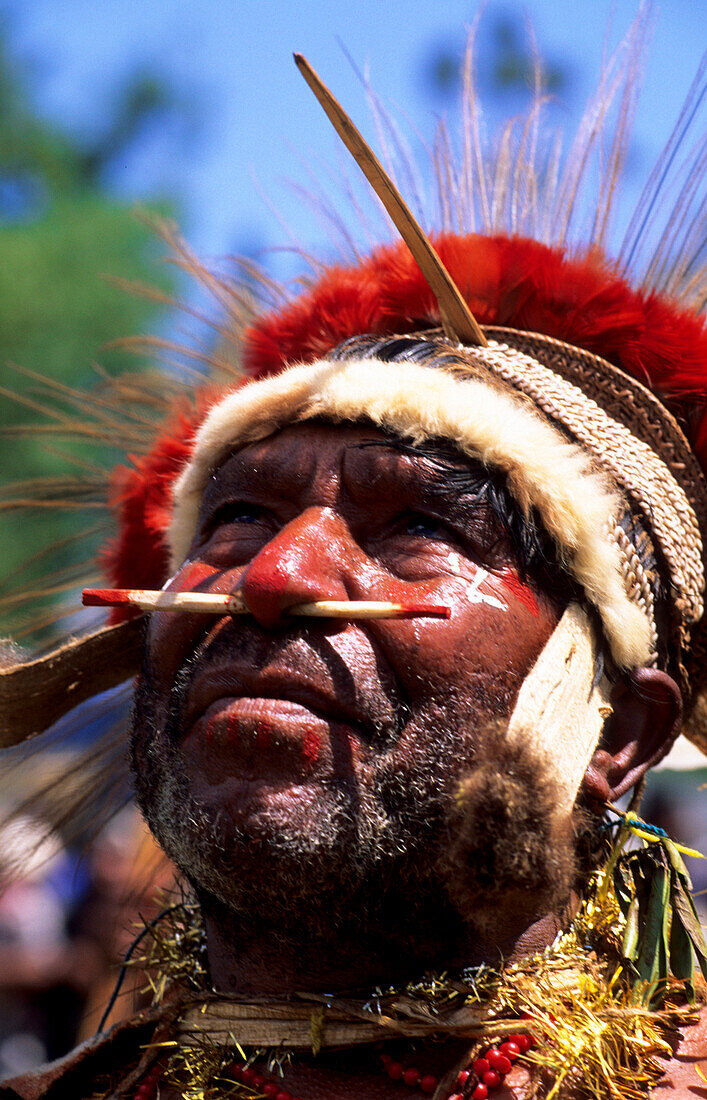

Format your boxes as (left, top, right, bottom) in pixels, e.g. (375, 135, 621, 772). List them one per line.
(0, 801, 174, 1079)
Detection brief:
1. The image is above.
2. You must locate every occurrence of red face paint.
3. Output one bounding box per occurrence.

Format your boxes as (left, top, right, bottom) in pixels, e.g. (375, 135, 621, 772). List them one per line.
(205, 712, 219, 747)
(82, 588, 132, 606)
(240, 550, 295, 629)
(499, 569, 539, 617)
(173, 561, 218, 592)
(255, 714, 274, 752)
(302, 725, 322, 764)
(226, 714, 240, 746)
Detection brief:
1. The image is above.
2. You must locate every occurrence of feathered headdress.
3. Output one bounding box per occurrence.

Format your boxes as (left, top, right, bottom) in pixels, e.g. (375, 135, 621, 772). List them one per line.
(1, 15, 706, 832)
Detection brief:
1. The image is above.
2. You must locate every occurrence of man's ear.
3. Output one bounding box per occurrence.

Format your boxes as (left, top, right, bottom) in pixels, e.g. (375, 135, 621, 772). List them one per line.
(582, 668, 682, 805)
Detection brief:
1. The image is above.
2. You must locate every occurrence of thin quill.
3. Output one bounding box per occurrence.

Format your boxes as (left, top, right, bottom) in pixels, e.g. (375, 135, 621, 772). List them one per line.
(294, 53, 487, 347)
(621, 54, 706, 283)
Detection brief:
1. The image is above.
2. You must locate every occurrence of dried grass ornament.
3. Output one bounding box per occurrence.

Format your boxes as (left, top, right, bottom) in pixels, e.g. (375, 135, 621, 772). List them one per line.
(111, 816, 705, 1100)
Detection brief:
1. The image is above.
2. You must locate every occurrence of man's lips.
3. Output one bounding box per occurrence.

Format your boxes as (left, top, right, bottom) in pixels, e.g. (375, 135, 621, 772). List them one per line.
(184, 695, 374, 787)
(182, 664, 394, 744)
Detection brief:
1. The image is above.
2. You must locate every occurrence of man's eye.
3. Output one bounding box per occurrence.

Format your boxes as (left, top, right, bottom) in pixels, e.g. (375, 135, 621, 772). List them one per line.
(402, 513, 448, 539)
(208, 502, 263, 530)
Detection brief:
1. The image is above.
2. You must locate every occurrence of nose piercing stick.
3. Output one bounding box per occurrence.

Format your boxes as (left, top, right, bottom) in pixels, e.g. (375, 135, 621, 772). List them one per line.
(82, 588, 451, 620)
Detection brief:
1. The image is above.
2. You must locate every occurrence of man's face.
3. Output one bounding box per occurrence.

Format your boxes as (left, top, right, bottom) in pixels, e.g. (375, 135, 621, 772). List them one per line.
(131, 422, 562, 932)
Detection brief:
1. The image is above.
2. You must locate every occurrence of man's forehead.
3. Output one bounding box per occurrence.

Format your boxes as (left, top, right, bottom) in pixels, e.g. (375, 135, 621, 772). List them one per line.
(206, 420, 475, 495)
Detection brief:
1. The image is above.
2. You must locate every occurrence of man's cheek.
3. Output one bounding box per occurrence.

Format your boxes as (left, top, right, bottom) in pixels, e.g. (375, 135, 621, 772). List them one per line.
(392, 620, 511, 698)
(145, 561, 224, 695)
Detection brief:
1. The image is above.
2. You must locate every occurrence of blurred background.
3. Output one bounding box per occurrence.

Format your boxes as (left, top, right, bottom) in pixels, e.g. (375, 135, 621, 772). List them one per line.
(0, 0, 705, 1078)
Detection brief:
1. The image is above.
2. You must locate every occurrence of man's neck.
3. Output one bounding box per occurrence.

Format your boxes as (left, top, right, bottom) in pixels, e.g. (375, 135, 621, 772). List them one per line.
(199, 892, 576, 996)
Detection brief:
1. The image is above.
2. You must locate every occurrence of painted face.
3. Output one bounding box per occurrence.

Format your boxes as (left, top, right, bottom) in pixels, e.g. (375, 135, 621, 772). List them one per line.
(131, 422, 563, 924)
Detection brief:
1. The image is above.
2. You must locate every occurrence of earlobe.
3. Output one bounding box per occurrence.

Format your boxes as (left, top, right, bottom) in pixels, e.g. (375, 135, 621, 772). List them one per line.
(582, 668, 682, 805)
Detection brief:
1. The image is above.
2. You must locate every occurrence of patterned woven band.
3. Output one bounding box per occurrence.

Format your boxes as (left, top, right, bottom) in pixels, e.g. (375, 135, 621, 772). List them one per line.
(485, 327, 707, 684)
(469, 338, 704, 662)
(170, 329, 706, 686)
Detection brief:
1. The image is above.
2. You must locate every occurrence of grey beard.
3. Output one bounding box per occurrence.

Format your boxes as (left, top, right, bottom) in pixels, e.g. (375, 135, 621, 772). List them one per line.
(130, 665, 467, 941)
(130, 660, 581, 946)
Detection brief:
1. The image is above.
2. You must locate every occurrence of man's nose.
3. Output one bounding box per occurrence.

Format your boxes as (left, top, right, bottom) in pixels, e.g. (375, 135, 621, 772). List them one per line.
(238, 507, 358, 629)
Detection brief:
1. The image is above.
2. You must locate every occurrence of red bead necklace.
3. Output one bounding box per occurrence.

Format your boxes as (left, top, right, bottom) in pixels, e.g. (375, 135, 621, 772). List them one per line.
(131, 1058, 163, 1100)
(380, 1030, 536, 1099)
(132, 1031, 536, 1099)
(458, 1032, 536, 1099)
(379, 1052, 439, 1093)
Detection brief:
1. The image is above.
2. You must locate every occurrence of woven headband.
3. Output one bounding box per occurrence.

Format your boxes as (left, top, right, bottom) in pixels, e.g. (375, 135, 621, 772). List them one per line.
(170, 336, 704, 674)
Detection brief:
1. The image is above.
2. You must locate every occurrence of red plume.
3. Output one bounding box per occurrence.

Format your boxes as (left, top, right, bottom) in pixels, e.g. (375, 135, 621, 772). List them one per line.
(104, 234, 707, 595)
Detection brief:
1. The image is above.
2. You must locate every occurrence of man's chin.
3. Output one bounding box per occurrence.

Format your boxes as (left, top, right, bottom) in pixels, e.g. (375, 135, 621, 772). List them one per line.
(132, 681, 374, 922)
(132, 740, 372, 922)
(177, 771, 355, 851)
(147, 783, 439, 952)
(130, 667, 585, 944)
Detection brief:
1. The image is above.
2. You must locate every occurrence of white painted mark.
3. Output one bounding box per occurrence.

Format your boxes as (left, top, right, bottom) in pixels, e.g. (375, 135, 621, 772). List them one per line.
(465, 567, 509, 612)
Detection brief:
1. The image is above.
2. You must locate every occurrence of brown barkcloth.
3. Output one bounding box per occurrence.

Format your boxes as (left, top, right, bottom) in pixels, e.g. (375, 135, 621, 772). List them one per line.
(0, 616, 144, 748)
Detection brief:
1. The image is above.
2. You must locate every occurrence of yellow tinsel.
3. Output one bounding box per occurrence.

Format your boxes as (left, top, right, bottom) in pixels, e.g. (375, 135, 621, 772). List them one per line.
(124, 825, 703, 1100)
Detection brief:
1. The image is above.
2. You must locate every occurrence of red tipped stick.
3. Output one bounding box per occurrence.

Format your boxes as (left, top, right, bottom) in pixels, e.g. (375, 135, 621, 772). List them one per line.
(82, 588, 451, 620)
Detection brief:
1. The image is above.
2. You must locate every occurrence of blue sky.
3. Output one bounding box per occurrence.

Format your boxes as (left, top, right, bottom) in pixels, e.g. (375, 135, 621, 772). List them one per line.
(3, 0, 703, 284)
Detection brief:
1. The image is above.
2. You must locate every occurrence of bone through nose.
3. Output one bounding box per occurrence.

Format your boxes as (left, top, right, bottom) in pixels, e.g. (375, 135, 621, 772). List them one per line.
(239, 507, 354, 629)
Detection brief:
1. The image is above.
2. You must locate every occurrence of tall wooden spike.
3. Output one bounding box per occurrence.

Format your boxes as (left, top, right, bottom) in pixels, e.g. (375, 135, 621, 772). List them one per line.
(294, 53, 487, 348)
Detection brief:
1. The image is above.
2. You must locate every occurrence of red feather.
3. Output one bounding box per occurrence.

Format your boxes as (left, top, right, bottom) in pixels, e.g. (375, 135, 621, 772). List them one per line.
(101, 391, 217, 610)
(105, 234, 707, 588)
(246, 235, 707, 410)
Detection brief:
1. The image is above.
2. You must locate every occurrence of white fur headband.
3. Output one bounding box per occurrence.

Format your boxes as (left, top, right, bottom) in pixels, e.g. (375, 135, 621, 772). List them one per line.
(169, 353, 657, 669)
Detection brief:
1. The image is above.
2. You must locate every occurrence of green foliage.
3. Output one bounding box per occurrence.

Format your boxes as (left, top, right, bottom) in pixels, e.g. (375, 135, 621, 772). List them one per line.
(0, 197, 167, 418)
(611, 815, 707, 1008)
(0, 34, 181, 632)
(0, 197, 171, 607)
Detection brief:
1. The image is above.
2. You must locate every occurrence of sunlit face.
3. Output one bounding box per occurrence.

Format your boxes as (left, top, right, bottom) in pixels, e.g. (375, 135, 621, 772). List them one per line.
(131, 422, 562, 929)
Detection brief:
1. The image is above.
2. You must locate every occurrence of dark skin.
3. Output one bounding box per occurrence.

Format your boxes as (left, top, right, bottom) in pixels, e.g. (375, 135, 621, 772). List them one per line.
(132, 422, 699, 1098)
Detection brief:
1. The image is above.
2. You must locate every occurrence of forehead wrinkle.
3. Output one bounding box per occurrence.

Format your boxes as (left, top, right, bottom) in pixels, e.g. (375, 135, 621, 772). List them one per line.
(344, 438, 459, 499)
(349, 438, 503, 523)
(203, 434, 322, 509)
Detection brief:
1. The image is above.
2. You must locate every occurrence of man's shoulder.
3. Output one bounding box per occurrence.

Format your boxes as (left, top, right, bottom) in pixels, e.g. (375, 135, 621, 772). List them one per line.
(651, 1002, 707, 1095)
